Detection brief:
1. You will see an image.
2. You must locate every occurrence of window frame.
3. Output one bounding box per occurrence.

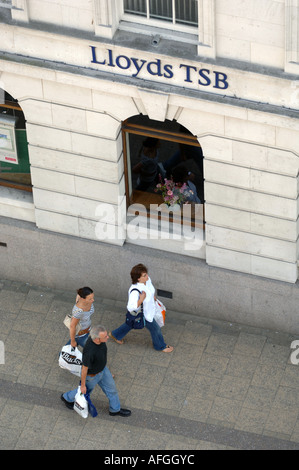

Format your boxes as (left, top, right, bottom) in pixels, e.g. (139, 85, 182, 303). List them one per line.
(285, 0, 299, 74)
(122, 0, 199, 36)
(119, 0, 216, 58)
(122, 119, 205, 230)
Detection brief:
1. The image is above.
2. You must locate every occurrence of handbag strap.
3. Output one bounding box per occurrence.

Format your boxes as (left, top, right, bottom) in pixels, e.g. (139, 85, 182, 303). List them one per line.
(130, 288, 143, 313)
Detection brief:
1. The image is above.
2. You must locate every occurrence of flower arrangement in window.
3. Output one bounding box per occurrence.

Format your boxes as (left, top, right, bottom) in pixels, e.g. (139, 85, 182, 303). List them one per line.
(155, 176, 193, 207)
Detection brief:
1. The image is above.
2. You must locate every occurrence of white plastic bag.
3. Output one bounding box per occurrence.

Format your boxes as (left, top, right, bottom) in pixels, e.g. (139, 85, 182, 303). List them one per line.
(154, 299, 166, 327)
(59, 345, 82, 377)
(74, 386, 88, 419)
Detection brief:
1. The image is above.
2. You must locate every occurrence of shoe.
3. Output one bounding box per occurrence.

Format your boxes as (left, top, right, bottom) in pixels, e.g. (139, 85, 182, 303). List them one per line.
(108, 332, 124, 345)
(109, 408, 131, 417)
(162, 345, 174, 353)
(60, 394, 74, 410)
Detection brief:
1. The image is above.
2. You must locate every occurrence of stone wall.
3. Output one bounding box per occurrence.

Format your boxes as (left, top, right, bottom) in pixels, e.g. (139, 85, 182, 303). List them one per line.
(0, 216, 299, 335)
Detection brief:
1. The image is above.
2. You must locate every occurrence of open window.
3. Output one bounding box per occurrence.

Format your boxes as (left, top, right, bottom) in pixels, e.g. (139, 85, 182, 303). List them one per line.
(122, 115, 204, 229)
(0, 90, 31, 192)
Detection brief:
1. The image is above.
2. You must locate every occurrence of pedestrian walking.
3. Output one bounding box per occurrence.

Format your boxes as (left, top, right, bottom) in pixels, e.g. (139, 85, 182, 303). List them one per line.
(61, 325, 131, 417)
(66, 287, 95, 349)
(109, 264, 173, 353)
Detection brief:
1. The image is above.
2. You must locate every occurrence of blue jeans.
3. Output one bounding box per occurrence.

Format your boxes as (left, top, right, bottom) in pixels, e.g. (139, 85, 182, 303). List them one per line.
(111, 319, 167, 351)
(63, 366, 121, 413)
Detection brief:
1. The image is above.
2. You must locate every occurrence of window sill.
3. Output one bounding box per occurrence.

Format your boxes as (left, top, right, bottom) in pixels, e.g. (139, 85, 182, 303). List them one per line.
(114, 24, 198, 59)
(0, 185, 35, 222)
(119, 20, 199, 45)
(129, 190, 205, 228)
(125, 210, 205, 259)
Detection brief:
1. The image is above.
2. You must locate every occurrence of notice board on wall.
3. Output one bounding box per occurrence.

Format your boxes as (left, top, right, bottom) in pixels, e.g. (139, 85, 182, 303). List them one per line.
(0, 114, 18, 164)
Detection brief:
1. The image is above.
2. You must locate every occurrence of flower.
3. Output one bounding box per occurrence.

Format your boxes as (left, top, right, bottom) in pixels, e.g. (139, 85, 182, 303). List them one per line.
(154, 176, 191, 207)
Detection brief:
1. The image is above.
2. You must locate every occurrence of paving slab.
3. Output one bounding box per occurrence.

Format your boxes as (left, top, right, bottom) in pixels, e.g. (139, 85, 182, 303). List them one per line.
(0, 279, 298, 450)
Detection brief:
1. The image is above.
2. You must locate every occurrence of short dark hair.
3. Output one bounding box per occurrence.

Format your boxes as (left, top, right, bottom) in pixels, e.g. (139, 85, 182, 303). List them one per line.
(77, 287, 93, 299)
(130, 264, 148, 284)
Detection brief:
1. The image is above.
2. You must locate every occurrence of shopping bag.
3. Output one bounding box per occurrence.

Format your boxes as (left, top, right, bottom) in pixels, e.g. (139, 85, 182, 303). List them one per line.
(154, 299, 166, 327)
(125, 288, 145, 329)
(63, 313, 81, 335)
(74, 386, 89, 418)
(59, 345, 82, 377)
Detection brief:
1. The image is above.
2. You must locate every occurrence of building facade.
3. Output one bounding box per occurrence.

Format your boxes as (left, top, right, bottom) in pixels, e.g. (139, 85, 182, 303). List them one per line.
(0, 0, 298, 332)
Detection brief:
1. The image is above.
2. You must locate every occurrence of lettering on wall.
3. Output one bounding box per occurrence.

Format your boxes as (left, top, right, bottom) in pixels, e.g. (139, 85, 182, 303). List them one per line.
(90, 46, 229, 91)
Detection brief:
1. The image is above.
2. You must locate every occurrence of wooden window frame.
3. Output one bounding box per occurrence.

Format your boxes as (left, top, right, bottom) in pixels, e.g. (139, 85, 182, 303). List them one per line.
(122, 119, 204, 229)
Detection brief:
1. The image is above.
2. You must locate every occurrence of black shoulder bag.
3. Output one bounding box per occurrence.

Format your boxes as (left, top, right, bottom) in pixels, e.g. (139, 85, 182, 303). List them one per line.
(125, 288, 145, 329)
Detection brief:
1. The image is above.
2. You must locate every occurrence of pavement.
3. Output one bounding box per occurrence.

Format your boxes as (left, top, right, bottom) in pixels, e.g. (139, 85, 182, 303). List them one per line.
(0, 278, 299, 451)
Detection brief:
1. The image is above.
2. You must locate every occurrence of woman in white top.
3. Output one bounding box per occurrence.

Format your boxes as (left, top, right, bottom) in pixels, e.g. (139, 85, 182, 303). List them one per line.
(66, 286, 95, 349)
(109, 264, 173, 353)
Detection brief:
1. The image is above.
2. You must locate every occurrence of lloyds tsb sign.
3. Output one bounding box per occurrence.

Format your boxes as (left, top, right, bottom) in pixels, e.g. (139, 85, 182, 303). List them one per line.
(90, 46, 229, 90)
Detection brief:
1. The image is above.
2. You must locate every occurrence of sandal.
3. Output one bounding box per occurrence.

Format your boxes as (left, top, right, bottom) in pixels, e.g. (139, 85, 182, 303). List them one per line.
(162, 345, 174, 353)
(109, 332, 124, 345)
